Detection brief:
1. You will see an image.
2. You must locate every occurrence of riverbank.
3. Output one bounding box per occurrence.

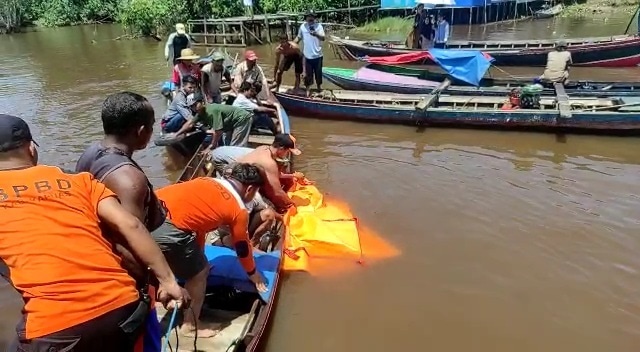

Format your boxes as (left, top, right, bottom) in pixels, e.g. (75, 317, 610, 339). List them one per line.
(560, 0, 637, 18)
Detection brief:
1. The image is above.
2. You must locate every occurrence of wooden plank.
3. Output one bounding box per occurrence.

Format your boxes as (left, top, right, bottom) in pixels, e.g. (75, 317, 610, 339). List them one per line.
(416, 79, 452, 111)
(554, 83, 572, 119)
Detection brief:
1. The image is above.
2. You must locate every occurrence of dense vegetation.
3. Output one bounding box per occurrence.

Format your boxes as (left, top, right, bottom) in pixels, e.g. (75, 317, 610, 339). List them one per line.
(0, 0, 378, 35)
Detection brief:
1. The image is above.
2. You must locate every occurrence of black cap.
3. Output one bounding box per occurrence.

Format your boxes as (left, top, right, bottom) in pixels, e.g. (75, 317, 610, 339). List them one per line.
(0, 114, 38, 152)
(186, 92, 205, 106)
(305, 11, 317, 18)
(273, 134, 301, 155)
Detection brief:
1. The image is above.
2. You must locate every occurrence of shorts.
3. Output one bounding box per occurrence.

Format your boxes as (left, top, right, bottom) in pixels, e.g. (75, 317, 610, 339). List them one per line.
(151, 219, 208, 280)
(10, 301, 144, 352)
(281, 54, 303, 74)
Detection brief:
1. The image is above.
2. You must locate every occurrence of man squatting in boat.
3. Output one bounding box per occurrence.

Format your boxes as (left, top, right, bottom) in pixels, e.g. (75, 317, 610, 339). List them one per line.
(539, 40, 572, 84)
(0, 113, 190, 352)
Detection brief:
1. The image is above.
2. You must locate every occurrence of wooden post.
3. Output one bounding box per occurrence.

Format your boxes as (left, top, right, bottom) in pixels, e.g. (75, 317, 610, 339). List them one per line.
(204, 18, 208, 46)
(513, 1, 518, 19)
(285, 20, 291, 40)
(450, 8, 454, 26)
(484, 3, 488, 23)
(416, 79, 452, 111)
(264, 15, 272, 43)
(222, 22, 228, 46)
(240, 22, 246, 46)
(555, 83, 572, 119)
(469, 7, 473, 25)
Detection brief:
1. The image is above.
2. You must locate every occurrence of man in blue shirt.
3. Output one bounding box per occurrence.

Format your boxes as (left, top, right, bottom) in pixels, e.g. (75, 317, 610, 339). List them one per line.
(160, 75, 198, 133)
(295, 12, 325, 96)
(433, 14, 450, 49)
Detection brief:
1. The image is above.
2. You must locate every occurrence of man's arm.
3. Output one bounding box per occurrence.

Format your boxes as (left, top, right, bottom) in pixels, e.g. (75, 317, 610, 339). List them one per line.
(102, 167, 149, 221)
(294, 25, 303, 44)
(164, 33, 175, 60)
(229, 210, 256, 275)
(443, 23, 450, 42)
(232, 65, 244, 91)
(273, 49, 282, 75)
(175, 116, 197, 136)
(97, 196, 175, 285)
(262, 163, 295, 210)
(223, 70, 232, 85)
(313, 24, 326, 41)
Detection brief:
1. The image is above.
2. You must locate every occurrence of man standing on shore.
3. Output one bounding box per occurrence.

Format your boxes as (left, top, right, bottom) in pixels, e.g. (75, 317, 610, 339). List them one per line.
(433, 14, 450, 49)
(295, 11, 325, 96)
(165, 23, 195, 65)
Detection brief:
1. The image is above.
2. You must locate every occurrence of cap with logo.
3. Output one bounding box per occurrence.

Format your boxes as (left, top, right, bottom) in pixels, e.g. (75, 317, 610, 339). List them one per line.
(244, 50, 258, 61)
(273, 134, 301, 155)
(0, 114, 39, 152)
(186, 92, 205, 106)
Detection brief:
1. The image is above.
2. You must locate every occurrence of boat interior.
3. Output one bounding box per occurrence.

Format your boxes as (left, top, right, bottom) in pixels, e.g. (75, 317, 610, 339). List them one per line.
(156, 138, 286, 352)
(297, 89, 639, 112)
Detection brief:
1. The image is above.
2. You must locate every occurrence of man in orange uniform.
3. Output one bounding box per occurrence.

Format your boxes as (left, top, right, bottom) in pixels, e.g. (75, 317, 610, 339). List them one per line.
(154, 163, 270, 338)
(0, 115, 190, 352)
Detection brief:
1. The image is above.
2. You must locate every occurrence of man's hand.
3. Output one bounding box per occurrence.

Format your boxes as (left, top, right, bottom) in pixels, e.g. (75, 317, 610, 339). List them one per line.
(292, 171, 304, 179)
(249, 272, 268, 293)
(157, 281, 192, 310)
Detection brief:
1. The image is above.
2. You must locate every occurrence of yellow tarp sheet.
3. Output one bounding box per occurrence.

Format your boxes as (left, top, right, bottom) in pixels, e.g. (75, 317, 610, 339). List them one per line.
(282, 181, 400, 272)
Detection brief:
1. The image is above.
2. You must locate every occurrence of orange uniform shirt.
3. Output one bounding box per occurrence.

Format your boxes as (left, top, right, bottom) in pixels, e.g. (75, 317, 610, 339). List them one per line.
(156, 177, 256, 274)
(0, 165, 139, 338)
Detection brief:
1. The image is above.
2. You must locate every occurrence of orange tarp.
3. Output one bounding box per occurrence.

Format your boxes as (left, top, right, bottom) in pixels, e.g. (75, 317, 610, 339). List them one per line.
(282, 181, 399, 272)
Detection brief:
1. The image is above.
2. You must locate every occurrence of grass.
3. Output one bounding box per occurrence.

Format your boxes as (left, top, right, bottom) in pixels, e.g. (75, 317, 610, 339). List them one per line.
(560, 0, 638, 18)
(355, 17, 413, 34)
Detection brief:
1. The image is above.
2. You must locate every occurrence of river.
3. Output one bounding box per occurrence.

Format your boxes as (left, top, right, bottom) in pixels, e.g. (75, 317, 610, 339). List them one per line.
(1, 15, 640, 351)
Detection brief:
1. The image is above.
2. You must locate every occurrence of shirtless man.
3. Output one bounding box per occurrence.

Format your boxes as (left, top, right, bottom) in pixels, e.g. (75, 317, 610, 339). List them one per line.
(273, 35, 303, 91)
(211, 134, 301, 213)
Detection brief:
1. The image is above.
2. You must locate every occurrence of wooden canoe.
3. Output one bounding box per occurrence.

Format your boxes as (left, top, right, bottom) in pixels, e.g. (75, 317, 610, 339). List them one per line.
(534, 4, 564, 19)
(274, 89, 640, 135)
(329, 35, 640, 67)
(154, 98, 290, 161)
(322, 65, 640, 97)
(322, 66, 640, 97)
(157, 106, 294, 352)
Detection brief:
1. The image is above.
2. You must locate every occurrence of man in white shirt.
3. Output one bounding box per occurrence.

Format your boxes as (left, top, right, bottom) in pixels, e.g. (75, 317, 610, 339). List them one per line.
(233, 82, 278, 135)
(540, 40, 572, 84)
(294, 12, 325, 96)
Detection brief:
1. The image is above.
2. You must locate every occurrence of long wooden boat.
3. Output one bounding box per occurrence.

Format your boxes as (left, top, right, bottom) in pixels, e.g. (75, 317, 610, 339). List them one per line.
(274, 89, 640, 135)
(154, 98, 290, 162)
(322, 66, 640, 97)
(157, 107, 294, 351)
(329, 35, 640, 67)
(534, 3, 564, 19)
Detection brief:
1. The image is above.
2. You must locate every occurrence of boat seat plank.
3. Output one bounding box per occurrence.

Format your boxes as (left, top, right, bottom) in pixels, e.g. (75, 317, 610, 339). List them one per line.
(416, 79, 452, 111)
(555, 83, 572, 119)
(617, 97, 640, 112)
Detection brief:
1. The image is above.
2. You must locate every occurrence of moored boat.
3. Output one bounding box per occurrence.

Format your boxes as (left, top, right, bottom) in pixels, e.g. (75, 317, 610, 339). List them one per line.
(155, 140, 286, 352)
(273, 89, 640, 135)
(329, 35, 640, 67)
(322, 66, 640, 97)
(534, 3, 564, 19)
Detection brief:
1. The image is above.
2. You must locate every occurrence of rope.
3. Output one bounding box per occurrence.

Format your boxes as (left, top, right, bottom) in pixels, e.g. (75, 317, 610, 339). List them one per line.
(162, 307, 178, 352)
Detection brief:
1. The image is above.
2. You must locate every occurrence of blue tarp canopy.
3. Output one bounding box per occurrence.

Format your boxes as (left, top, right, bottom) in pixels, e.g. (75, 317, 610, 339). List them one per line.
(428, 48, 494, 86)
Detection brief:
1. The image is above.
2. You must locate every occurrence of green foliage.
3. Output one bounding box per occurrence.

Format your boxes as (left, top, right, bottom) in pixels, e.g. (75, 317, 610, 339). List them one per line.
(356, 17, 412, 33)
(1, 0, 381, 34)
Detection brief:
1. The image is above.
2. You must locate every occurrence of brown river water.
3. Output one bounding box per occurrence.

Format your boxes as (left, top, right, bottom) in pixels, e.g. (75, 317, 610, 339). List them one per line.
(1, 14, 640, 351)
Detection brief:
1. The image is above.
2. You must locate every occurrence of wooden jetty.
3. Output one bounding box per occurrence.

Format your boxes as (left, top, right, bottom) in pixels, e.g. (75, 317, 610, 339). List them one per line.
(187, 6, 378, 47)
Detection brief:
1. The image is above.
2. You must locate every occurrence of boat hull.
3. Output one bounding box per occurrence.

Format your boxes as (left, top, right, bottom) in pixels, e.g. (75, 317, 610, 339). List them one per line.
(322, 67, 640, 97)
(274, 91, 640, 135)
(330, 35, 640, 67)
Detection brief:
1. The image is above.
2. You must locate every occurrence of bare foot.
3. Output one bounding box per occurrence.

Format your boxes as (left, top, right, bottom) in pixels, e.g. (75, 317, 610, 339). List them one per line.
(179, 323, 221, 338)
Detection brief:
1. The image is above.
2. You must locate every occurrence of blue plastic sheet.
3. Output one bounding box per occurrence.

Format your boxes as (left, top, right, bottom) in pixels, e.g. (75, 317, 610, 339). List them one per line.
(429, 48, 494, 86)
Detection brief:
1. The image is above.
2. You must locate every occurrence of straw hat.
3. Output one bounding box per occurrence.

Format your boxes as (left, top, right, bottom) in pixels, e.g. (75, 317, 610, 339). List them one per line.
(178, 48, 200, 61)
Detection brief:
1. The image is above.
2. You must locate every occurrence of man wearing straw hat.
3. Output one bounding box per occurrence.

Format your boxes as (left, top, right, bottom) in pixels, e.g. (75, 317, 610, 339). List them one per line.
(171, 48, 202, 93)
(165, 23, 195, 65)
(539, 40, 572, 84)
